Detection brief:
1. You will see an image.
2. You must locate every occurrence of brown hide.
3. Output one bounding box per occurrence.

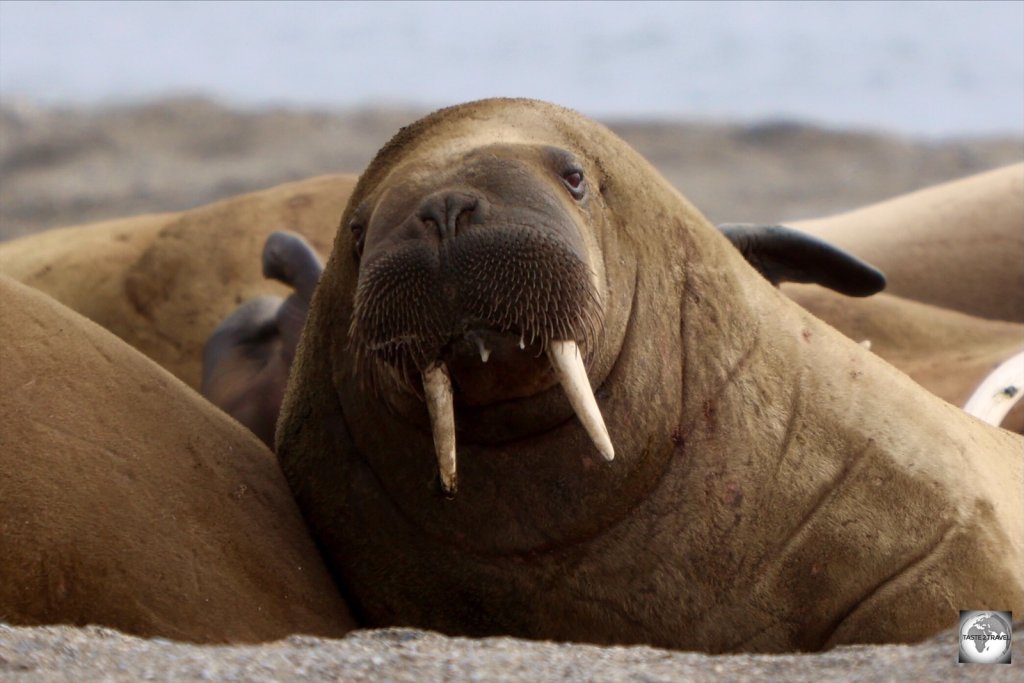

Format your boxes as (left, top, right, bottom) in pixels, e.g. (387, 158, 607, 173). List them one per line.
(0, 276, 353, 642)
(276, 99, 1024, 652)
(0, 175, 354, 389)
(785, 285, 1024, 433)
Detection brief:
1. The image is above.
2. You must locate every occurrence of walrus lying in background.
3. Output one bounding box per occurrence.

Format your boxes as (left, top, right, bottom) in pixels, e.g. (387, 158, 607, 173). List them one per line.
(0, 174, 354, 389)
(0, 275, 353, 643)
(276, 98, 1023, 653)
(791, 162, 1024, 323)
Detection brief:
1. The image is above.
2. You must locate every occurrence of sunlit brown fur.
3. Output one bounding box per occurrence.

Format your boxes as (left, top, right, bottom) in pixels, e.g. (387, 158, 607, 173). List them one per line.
(277, 99, 1023, 652)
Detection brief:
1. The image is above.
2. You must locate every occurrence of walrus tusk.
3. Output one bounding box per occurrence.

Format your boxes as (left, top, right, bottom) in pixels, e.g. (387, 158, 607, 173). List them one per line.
(421, 342, 612, 495)
(963, 350, 1024, 428)
(547, 340, 615, 462)
(423, 363, 458, 495)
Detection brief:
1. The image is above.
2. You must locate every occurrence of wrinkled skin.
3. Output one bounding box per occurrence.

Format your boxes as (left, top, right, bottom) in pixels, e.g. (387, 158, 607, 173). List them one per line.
(277, 99, 1023, 652)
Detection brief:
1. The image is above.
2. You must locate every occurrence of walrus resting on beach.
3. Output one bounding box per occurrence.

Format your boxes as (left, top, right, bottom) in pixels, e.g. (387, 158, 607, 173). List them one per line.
(0, 276, 353, 643)
(276, 98, 1023, 653)
(0, 174, 354, 389)
(790, 162, 1024, 323)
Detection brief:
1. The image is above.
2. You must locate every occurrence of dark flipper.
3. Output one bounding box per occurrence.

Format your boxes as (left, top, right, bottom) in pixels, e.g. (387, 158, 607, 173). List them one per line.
(719, 223, 886, 297)
(262, 231, 325, 303)
(202, 231, 325, 448)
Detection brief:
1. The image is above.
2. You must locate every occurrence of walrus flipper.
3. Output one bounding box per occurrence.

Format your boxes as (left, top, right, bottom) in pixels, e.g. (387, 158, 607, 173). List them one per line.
(201, 231, 325, 447)
(718, 223, 886, 297)
(201, 296, 283, 397)
(262, 231, 324, 303)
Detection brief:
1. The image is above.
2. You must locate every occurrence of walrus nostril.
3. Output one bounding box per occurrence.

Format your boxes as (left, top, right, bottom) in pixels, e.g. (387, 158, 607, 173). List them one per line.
(454, 205, 476, 235)
(418, 192, 482, 240)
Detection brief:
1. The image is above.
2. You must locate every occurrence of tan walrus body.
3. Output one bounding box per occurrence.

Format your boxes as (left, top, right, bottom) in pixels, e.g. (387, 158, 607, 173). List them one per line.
(0, 174, 354, 389)
(0, 276, 353, 642)
(276, 98, 1023, 653)
(791, 163, 1024, 323)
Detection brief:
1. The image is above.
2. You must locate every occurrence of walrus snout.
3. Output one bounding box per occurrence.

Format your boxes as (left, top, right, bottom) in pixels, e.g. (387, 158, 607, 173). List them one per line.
(351, 218, 609, 494)
(348, 145, 615, 493)
(350, 150, 604, 388)
(415, 190, 487, 241)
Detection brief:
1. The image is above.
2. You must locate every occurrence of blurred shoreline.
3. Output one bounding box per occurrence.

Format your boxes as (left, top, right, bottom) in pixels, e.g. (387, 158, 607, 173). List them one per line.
(1, 96, 1021, 241)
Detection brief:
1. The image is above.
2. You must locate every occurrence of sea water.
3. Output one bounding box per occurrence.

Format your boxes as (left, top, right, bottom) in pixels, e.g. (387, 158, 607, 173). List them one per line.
(0, 0, 1021, 137)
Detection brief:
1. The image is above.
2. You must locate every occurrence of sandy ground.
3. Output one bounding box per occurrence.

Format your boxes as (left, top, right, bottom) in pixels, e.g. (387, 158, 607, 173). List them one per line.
(1, 98, 1022, 680)
(1, 97, 1022, 241)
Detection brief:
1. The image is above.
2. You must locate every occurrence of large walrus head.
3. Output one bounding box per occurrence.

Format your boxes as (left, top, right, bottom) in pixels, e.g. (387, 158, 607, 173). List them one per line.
(283, 97, 687, 553)
(277, 99, 1023, 651)
(347, 140, 611, 492)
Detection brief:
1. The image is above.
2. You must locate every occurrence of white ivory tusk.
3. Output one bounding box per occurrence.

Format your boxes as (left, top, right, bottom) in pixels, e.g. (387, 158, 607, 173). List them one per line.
(963, 350, 1024, 428)
(423, 363, 458, 494)
(547, 340, 615, 461)
(475, 337, 491, 363)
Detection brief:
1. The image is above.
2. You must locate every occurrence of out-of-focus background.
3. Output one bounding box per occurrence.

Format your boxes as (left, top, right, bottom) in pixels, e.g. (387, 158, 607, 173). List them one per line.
(1, 0, 1022, 239)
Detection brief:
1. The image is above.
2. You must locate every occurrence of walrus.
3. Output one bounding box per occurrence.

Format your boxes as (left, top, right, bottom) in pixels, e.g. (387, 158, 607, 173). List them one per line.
(276, 98, 1023, 653)
(0, 174, 354, 389)
(201, 231, 324, 446)
(790, 163, 1024, 323)
(0, 275, 353, 642)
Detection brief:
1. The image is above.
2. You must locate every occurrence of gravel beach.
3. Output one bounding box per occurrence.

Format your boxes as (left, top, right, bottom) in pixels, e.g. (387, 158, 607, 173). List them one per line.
(3, 621, 1021, 683)
(1, 97, 1021, 241)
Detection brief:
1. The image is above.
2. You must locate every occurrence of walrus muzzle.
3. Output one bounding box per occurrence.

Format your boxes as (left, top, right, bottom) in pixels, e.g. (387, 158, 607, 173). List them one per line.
(349, 154, 612, 494)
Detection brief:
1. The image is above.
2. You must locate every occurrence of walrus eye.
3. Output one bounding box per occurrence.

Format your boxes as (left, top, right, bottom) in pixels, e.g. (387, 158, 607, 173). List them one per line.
(350, 222, 365, 260)
(562, 169, 586, 200)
